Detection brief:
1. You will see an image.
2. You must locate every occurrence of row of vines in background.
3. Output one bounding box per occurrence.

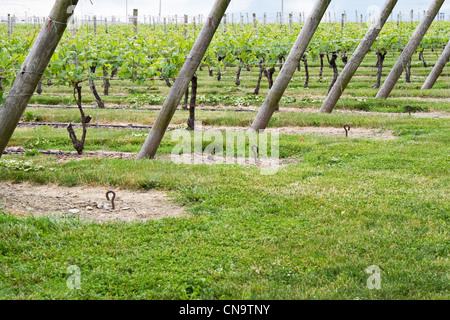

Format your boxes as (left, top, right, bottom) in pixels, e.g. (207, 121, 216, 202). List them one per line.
(1, 20, 449, 106)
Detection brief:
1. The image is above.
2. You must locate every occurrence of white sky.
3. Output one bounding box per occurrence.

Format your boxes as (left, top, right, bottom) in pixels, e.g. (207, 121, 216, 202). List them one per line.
(1, 0, 449, 21)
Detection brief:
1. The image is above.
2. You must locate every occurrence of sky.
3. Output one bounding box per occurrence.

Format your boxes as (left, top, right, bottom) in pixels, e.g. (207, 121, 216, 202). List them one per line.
(1, 0, 449, 22)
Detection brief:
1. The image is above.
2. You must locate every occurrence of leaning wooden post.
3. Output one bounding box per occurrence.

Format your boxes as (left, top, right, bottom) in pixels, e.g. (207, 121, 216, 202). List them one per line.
(376, 0, 445, 99)
(138, 0, 231, 159)
(251, 0, 331, 131)
(0, 0, 78, 157)
(422, 40, 450, 89)
(320, 0, 398, 113)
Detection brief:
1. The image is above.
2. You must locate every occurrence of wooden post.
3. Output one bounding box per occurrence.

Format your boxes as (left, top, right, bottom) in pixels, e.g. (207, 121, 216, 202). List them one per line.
(341, 13, 345, 32)
(133, 9, 138, 35)
(70, 15, 76, 36)
(264, 13, 267, 25)
(223, 14, 227, 33)
(376, 0, 445, 99)
(410, 9, 414, 25)
(164, 17, 167, 34)
(8, 14, 12, 36)
(320, 0, 398, 113)
(289, 13, 293, 34)
(93, 15, 97, 36)
(184, 14, 188, 39)
(240, 13, 244, 28)
(253, 13, 258, 34)
(251, 0, 332, 131)
(422, 40, 450, 89)
(0, 0, 79, 157)
(138, 0, 231, 159)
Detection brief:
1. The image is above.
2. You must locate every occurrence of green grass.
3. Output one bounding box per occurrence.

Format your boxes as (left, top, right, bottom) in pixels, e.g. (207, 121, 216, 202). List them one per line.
(0, 113, 449, 299)
(8, 111, 448, 155)
(1, 35, 449, 299)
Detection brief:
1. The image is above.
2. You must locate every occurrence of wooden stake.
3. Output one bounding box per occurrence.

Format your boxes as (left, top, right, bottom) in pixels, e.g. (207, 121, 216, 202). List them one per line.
(0, 0, 79, 157)
(377, 0, 445, 98)
(138, 0, 231, 159)
(320, 0, 399, 113)
(251, 0, 332, 131)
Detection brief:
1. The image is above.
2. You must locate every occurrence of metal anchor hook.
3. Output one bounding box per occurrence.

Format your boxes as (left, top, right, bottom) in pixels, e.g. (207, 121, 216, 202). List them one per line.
(344, 125, 351, 138)
(406, 105, 412, 116)
(251, 145, 259, 165)
(106, 191, 116, 210)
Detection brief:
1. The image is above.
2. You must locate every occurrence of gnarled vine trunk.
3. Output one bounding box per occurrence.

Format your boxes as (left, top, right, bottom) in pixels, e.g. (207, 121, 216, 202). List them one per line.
(373, 50, 387, 89)
(67, 82, 89, 155)
(302, 55, 309, 88)
(36, 79, 42, 94)
(103, 66, 110, 96)
(254, 63, 265, 95)
(187, 74, 198, 130)
(89, 65, 105, 108)
(327, 52, 339, 93)
(319, 53, 324, 77)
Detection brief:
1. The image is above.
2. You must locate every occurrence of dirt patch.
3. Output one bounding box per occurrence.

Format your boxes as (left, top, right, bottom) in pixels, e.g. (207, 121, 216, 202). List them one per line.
(3, 147, 137, 163)
(201, 126, 396, 140)
(0, 182, 185, 223)
(3, 147, 299, 169)
(156, 153, 298, 169)
(327, 109, 450, 119)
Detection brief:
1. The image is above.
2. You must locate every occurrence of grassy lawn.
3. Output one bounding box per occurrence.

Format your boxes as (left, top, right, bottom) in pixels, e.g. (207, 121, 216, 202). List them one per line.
(0, 111, 448, 299)
(1, 24, 449, 299)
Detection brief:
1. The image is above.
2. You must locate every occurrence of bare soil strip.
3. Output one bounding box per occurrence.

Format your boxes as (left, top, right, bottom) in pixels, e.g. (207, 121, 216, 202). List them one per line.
(0, 182, 185, 223)
(2, 147, 300, 169)
(26, 103, 450, 118)
(199, 126, 396, 140)
(12, 123, 396, 140)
